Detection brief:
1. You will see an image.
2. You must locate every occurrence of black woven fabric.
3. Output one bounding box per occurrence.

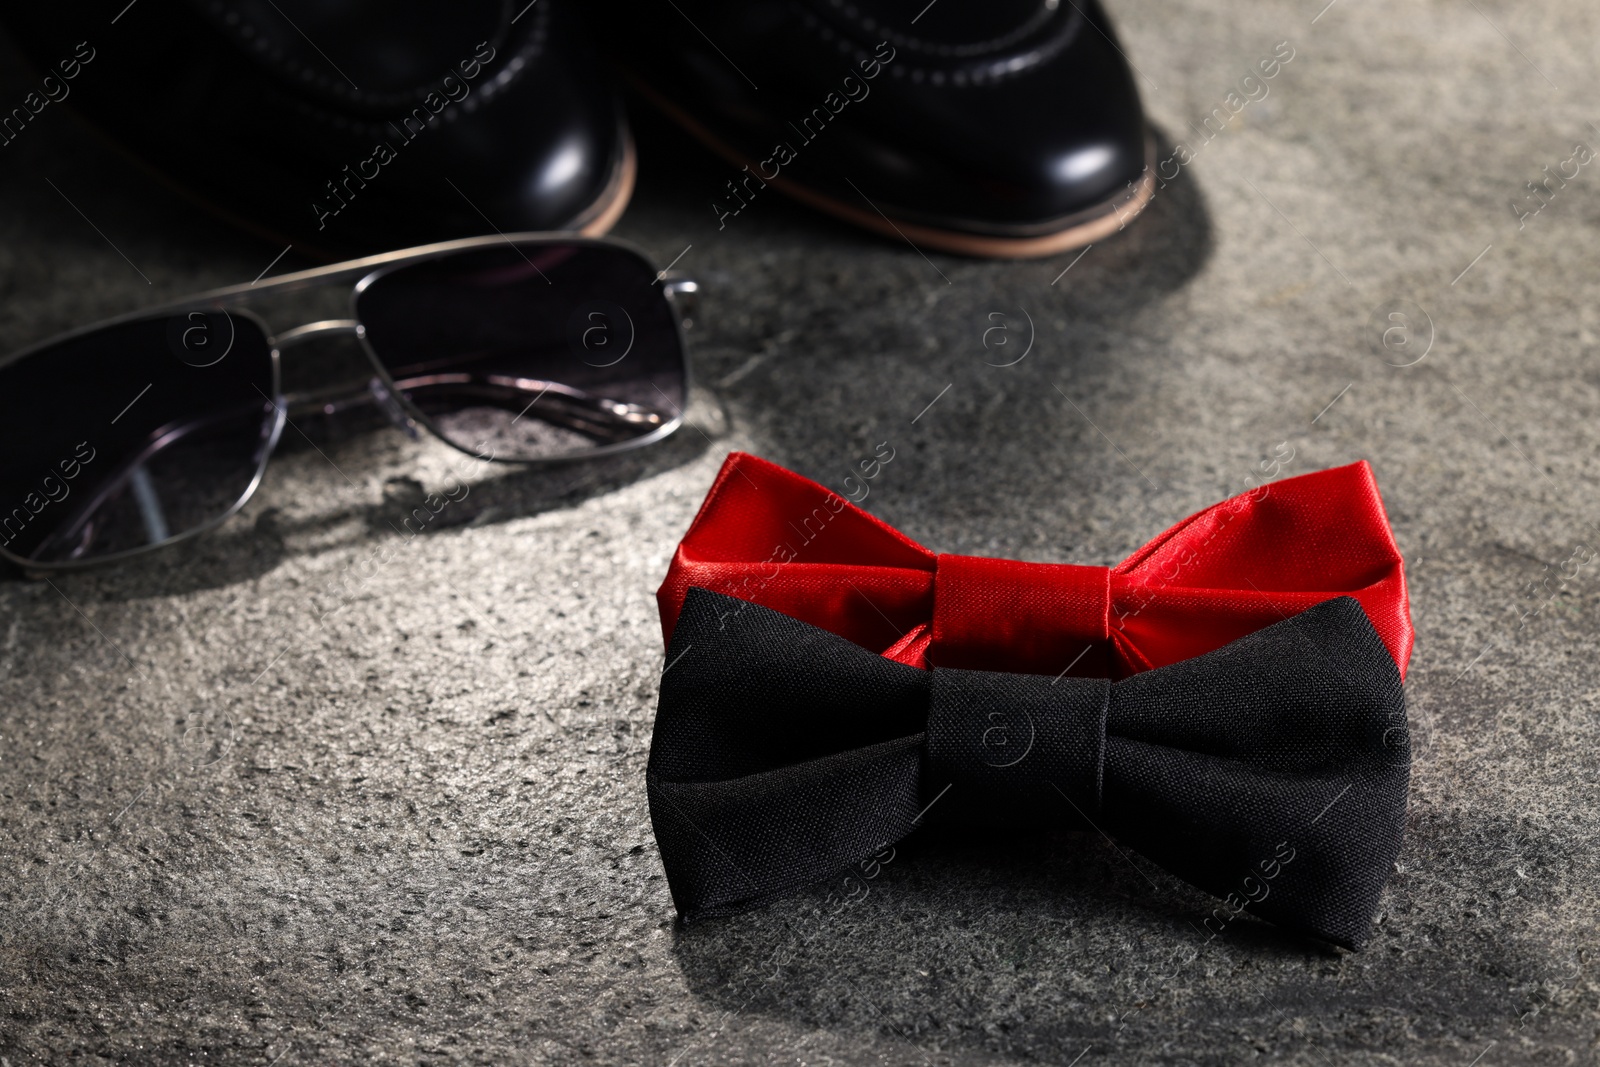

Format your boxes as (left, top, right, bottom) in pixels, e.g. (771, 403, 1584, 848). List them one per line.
(648, 588, 1410, 948)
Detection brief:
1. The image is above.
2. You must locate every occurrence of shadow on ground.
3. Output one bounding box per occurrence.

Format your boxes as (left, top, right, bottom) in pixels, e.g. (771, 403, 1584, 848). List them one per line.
(666, 806, 1576, 1064)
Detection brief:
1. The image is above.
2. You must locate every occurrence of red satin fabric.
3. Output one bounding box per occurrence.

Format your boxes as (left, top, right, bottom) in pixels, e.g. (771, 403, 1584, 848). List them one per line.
(658, 452, 1413, 679)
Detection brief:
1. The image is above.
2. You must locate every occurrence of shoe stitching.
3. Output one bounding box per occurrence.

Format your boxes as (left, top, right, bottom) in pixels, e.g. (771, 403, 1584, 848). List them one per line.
(822, 0, 1060, 57)
(198, 0, 544, 116)
(798, 0, 1084, 85)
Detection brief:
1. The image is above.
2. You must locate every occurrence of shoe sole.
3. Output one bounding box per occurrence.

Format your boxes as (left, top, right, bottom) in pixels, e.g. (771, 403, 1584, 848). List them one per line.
(572, 130, 638, 239)
(633, 81, 1156, 260)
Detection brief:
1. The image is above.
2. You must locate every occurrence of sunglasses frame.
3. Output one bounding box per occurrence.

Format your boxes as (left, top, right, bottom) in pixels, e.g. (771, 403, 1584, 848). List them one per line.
(0, 233, 696, 574)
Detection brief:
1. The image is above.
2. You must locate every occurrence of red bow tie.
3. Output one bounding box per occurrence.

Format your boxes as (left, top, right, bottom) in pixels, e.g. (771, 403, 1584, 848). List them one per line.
(658, 452, 1412, 679)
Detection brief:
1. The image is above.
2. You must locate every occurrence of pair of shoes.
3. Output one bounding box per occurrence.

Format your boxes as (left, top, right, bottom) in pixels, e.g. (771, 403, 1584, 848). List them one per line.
(0, 0, 1151, 259)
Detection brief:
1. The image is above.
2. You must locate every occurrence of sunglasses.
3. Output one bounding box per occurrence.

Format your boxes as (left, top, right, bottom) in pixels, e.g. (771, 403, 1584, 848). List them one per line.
(0, 234, 696, 572)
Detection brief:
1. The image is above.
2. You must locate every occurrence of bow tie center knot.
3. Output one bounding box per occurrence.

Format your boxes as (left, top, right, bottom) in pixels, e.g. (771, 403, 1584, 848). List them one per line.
(925, 667, 1108, 815)
(932, 555, 1111, 674)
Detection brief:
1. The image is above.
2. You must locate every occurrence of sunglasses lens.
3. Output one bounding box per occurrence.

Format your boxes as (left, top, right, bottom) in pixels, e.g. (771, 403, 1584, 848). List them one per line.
(354, 242, 688, 461)
(0, 312, 278, 566)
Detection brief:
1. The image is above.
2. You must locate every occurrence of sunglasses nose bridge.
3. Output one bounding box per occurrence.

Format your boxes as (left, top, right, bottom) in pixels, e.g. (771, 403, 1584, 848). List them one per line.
(272, 319, 362, 349)
(272, 318, 421, 439)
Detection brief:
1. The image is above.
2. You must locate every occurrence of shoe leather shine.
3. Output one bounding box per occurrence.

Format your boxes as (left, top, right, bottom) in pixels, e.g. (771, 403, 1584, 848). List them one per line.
(595, 0, 1148, 239)
(1, 0, 629, 255)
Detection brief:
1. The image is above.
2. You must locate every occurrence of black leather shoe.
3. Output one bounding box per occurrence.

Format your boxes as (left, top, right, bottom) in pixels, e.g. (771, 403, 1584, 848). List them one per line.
(590, 0, 1153, 258)
(0, 0, 633, 257)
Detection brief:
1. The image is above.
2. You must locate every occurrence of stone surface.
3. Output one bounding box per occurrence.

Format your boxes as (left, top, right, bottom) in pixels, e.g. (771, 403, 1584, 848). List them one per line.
(2, 2, 1599, 1064)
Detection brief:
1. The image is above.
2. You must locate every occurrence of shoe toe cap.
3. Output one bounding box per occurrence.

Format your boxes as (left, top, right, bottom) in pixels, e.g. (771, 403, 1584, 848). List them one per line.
(864, 35, 1149, 231)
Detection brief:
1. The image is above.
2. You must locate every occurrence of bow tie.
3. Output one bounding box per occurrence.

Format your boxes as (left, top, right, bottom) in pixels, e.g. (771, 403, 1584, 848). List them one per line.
(658, 452, 1412, 679)
(649, 588, 1410, 948)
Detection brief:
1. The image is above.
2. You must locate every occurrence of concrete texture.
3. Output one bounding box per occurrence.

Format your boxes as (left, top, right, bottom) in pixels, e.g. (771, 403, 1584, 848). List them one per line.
(2, 1, 1599, 1063)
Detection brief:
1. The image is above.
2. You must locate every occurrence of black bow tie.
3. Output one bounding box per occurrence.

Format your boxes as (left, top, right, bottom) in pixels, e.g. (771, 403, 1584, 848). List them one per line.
(647, 588, 1411, 948)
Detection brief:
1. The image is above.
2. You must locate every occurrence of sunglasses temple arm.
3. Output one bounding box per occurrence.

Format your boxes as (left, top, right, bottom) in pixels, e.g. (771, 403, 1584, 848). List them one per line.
(279, 377, 669, 443)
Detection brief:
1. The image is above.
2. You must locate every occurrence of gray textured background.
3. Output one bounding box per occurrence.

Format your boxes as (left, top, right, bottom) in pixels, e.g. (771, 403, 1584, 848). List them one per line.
(3, 0, 1599, 1063)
